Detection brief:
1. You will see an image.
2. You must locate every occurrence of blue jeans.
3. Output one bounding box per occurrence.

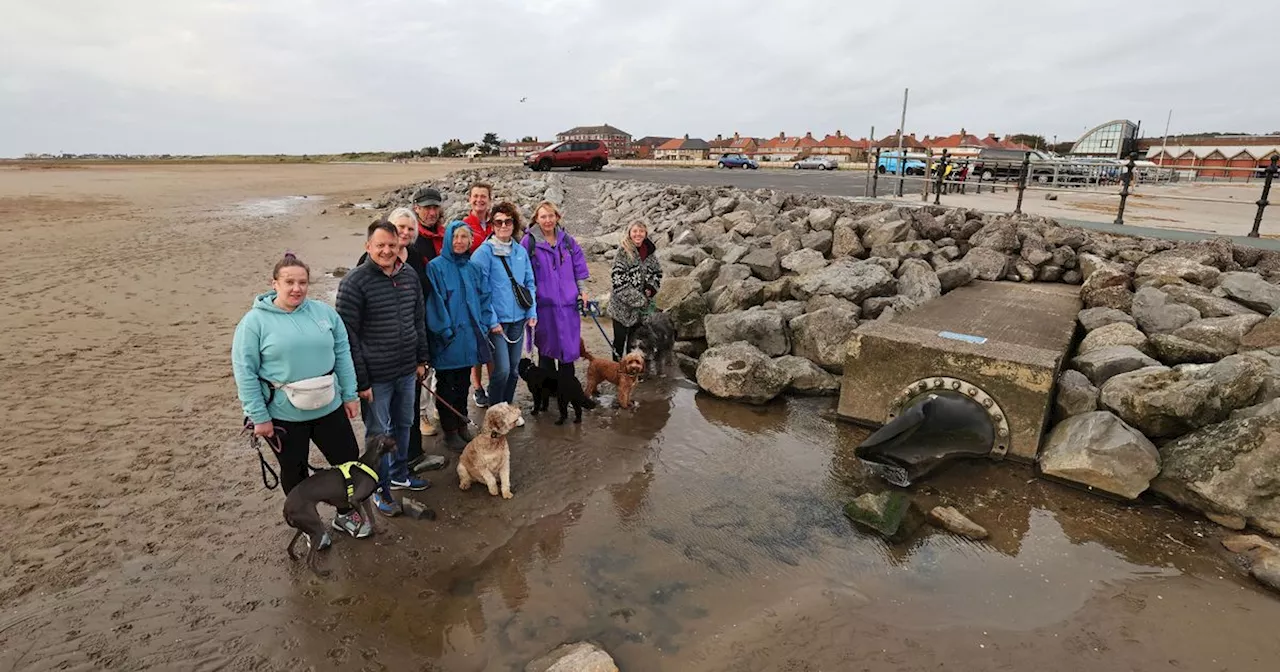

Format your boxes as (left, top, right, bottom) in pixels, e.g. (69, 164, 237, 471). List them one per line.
(365, 371, 417, 493)
(487, 321, 525, 406)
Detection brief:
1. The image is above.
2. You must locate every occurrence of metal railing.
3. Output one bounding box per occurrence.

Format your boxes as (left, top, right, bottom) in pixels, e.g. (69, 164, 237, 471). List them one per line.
(871, 149, 1279, 239)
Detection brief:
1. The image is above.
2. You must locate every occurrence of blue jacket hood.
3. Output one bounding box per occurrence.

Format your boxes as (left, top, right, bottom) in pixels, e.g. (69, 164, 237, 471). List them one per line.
(425, 223, 491, 370)
(440, 220, 471, 265)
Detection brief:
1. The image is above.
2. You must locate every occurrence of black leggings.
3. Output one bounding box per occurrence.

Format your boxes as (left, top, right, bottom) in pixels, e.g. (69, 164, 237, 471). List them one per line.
(271, 406, 360, 495)
(612, 322, 636, 360)
(435, 367, 472, 433)
(538, 355, 578, 384)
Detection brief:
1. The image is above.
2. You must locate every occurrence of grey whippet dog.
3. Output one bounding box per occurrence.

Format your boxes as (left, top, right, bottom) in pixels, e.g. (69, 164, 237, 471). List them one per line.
(282, 433, 395, 576)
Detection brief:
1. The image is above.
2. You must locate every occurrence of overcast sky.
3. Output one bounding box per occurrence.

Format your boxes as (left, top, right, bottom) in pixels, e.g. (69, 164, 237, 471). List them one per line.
(2, 0, 1277, 156)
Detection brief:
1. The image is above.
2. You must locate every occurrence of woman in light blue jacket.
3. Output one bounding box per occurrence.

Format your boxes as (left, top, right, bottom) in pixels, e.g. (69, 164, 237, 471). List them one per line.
(231, 253, 370, 541)
(471, 202, 537, 412)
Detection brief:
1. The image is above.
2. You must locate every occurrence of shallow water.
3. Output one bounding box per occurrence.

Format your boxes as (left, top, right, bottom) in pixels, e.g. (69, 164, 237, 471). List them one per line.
(206, 375, 1276, 671)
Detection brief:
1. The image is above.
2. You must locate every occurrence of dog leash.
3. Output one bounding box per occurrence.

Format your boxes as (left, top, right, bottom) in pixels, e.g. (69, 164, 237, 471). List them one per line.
(241, 418, 286, 490)
(420, 380, 478, 427)
(580, 300, 612, 345)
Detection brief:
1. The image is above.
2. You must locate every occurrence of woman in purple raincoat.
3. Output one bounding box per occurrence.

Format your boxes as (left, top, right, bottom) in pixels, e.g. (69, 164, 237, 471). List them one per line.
(521, 201, 590, 383)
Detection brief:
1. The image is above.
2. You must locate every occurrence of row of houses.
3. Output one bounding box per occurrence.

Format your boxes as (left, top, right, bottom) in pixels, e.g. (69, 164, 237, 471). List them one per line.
(498, 125, 1036, 163)
(1139, 135, 1280, 179)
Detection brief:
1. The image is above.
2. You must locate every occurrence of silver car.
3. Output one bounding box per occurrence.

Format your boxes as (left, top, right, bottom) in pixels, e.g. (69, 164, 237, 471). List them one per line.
(793, 156, 839, 170)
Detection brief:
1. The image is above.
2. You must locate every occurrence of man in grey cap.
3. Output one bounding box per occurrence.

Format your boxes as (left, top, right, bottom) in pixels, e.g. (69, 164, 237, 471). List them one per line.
(409, 186, 446, 453)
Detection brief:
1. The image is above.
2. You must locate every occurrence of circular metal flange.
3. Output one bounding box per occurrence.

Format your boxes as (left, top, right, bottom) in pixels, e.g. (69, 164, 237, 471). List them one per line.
(885, 376, 1012, 459)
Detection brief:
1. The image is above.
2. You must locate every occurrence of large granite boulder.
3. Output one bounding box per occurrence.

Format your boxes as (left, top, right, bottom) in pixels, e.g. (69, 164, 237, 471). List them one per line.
(1078, 322, 1149, 357)
(660, 244, 711, 267)
(1054, 369, 1099, 419)
(1039, 411, 1161, 499)
(801, 230, 834, 256)
(863, 219, 913, 249)
(791, 260, 897, 304)
(935, 261, 976, 293)
(774, 355, 841, 396)
(1171, 314, 1266, 354)
(808, 207, 837, 231)
(961, 247, 1010, 281)
(1160, 283, 1261, 318)
(1098, 355, 1270, 438)
(711, 277, 766, 313)
(831, 223, 867, 258)
(1078, 307, 1137, 332)
(1149, 334, 1230, 365)
(669, 295, 710, 340)
(1131, 286, 1201, 335)
(1217, 272, 1280, 314)
(654, 276, 702, 311)
(526, 641, 618, 672)
(1080, 265, 1134, 312)
(741, 248, 782, 281)
(1135, 253, 1222, 287)
(1240, 315, 1280, 351)
(689, 258, 723, 292)
(695, 341, 790, 404)
(896, 259, 942, 306)
(790, 307, 861, 372)
(781, 248, 828, 274)
(1151, 413, 1280, 536)
(1072, 345, 1161, 387)
(711, 263, 752, 290)
(704, 309, 790, 356)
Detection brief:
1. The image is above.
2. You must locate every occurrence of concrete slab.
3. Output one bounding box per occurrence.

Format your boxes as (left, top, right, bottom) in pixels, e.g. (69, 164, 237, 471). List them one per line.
(838, 281, 1082, 462)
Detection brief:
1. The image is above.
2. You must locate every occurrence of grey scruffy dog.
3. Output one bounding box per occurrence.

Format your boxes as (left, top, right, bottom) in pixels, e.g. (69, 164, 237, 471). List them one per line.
(282, 434, 396, 576)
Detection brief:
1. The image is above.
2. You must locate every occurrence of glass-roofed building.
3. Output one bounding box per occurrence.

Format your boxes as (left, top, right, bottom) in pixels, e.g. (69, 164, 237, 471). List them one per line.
(1069, 119, 1139, 159)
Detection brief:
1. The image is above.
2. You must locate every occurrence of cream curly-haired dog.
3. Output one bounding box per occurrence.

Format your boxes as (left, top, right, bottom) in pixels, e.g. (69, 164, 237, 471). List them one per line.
(457, 402, 522, 499)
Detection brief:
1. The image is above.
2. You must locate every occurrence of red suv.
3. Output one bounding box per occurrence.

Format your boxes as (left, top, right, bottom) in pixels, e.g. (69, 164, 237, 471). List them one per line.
(525, 140, 609, 171)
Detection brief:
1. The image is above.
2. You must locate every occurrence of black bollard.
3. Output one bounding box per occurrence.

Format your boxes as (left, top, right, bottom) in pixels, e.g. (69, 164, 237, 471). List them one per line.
(1114, 152, 1138, 226)
(1249, 155, 1278, 238)
(1014, 151, 1030, 214)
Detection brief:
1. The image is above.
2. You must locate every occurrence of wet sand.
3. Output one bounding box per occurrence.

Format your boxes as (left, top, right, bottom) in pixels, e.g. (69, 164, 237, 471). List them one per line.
(2, 163, 1278, 672)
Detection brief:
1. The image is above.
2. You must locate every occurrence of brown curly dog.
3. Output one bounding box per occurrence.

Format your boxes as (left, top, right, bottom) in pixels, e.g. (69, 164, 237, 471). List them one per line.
(581, 340, 645, 409)
(457, 403, 522, 499)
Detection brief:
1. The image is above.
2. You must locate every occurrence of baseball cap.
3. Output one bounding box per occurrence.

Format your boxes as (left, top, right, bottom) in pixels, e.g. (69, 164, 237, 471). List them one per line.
(412, 186, 443, 207)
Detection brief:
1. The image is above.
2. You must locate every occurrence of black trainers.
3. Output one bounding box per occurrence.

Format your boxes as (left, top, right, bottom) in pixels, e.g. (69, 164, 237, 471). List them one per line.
(473, 387, 489, 408)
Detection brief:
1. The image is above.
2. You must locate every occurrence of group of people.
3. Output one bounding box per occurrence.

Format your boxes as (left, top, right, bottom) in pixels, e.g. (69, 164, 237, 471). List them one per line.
(231, 181, 663, 540)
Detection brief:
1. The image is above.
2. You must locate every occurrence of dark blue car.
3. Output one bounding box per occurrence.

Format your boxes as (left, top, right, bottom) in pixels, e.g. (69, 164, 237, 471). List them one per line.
(717, 153, 758, 169)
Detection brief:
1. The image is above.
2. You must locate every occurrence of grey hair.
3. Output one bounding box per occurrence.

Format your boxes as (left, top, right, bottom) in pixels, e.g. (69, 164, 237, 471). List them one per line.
(387, 207, 417, 242)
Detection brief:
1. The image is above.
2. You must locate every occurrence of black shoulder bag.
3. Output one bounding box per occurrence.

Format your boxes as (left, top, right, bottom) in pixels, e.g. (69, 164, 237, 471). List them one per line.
(498, 256, 534, 309)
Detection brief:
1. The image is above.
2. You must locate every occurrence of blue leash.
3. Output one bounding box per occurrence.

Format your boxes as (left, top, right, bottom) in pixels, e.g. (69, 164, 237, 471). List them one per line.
(579, 299, 611, 344)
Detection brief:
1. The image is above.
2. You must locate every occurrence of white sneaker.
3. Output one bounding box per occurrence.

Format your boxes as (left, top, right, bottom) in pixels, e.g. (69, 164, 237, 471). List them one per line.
(515, 416, 525, 427)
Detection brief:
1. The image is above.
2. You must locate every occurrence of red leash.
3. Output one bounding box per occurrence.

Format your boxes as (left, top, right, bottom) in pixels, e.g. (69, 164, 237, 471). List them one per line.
(420, 379, 478, 427)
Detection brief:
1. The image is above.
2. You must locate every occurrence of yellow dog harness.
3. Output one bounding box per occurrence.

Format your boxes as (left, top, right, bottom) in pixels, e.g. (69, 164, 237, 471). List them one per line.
(335, 461, 380, 505)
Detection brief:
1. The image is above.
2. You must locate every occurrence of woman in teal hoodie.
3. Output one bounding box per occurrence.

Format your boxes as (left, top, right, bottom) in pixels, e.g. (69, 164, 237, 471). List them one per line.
(470, 202, 537, 413)
(231, 253, 369, 540)
(426, 221, 492, 451)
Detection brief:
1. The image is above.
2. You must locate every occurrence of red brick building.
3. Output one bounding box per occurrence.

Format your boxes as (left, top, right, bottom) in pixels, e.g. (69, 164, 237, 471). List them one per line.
(556, 124, 632, 157)
(499, 138, 550, 158)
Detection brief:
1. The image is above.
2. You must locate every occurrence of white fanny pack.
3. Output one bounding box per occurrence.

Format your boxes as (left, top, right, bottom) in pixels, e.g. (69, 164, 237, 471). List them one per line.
(263, 371, 336, 411)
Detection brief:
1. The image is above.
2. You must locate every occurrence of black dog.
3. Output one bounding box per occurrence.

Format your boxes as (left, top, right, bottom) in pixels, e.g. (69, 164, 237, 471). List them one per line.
(631, 311, 676, 375)
(282, 434, 395, 577)
(518, 357, 556, 416)
(518, 357, 596, 424)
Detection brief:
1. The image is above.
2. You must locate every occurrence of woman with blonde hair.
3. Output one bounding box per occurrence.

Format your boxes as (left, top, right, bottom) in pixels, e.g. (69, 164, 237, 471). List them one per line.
(607, 221, 663, 360)
(521, 201, 590, 384)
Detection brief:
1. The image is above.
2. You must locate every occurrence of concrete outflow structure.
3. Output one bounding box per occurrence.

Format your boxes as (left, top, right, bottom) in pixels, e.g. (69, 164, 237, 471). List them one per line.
(840, 281, 1082, 479)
